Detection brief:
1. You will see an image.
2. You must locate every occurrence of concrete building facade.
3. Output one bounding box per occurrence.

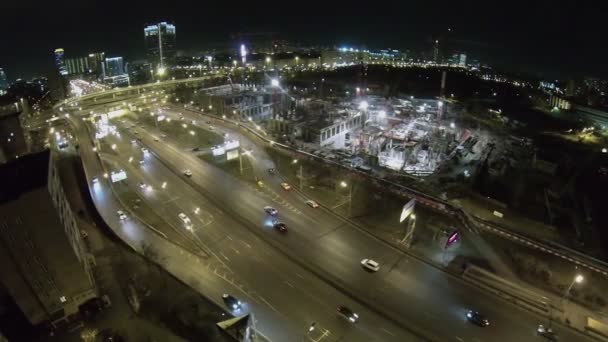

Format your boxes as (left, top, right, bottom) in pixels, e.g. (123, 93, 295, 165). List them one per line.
(0, 150, 97, 329)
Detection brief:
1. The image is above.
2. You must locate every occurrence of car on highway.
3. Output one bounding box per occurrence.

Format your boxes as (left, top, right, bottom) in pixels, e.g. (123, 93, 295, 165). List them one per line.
(92, 177, 99, 184)
(257, 180, 264, 187)
(222, 294, 242, 311)
(160, 134, 167, 138)
(153, 137, 159, 142)
(130, 139, 137, 144)
(183, 170, 192, 177)
(306, 200, 319, 208)
(360, 259, 380, 272)
(280, 182, 291, 190)
(116, 210, 127, 220)
(139, 159, 145, 165)
(272, 220, 287, 233)
(466, 310, 490, 327)
(192, 146, 201, 152)
(337, 306, 359, 323)
(267, 168, 276, 175)
(141, 147, 149, 153)
(138, 182, 146, 189)
(178, 213, 192, 228)
(264, 206, 278, 216)
(537, 325, 558, 340)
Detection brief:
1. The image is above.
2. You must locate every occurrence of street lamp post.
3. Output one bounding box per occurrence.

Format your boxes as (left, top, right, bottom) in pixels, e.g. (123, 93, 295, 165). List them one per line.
(562, 274, 584, 307)
(340, 180, 352, 216)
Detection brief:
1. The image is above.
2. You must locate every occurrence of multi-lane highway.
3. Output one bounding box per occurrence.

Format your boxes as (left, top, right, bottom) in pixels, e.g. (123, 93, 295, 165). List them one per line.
(65, 90, 597, 342)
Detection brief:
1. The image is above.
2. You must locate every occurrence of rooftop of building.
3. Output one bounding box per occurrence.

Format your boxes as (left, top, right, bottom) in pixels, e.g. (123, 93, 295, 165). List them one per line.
(0, 149, 49, 203)
(0, 150, 93, 324)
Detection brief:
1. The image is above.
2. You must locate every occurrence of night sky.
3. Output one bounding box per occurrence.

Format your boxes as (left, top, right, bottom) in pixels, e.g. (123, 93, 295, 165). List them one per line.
(1, 1, 607, 81)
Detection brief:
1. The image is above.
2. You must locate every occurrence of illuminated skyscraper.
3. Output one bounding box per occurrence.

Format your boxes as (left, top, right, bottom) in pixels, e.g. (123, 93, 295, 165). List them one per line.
(104, 57, 125, 77)
(433, 40, 440, 63)
(144, 22, 176, 69)
(87, 52, 106, 76)
(0, 68, 8, 94)
(54, 48, 68, 76)
(65, 57, 89, 75)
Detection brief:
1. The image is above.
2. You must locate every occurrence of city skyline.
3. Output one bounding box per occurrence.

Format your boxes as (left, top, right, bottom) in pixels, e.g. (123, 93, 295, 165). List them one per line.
(1, 2, 607, 80)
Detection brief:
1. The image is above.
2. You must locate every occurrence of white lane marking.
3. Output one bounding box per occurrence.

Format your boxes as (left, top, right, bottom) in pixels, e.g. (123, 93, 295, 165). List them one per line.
(241, 240, 252, 249)
(231, 247, 240, 255)
(284, 280, 294, 288)
(227, 235, 233, 241)
(455, 337, 464, 342)
(259, 296, 280, 313)
(380, 328, 395, 336)
(295, 272, 305, 279)
(219, 252, 229, 261)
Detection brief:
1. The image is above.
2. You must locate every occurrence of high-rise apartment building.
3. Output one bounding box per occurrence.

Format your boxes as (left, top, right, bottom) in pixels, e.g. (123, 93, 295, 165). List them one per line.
(0, 68, 8, 95)
(87, 52, 105, 76)
(54, 48, 68, 76)
(104, 57, 125, 77)
(144, 22, 176, 68)
(65, 57, 89, 75)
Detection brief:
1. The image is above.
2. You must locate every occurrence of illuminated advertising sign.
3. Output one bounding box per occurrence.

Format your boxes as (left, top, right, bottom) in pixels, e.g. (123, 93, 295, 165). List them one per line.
(445, 230, 459, 249)
(212, 147, 226, 156)
(399, 199, 416, 223)
(226, 149, 239, 161)
(110, 170, 127, 183)
(224, 139, 240, 151)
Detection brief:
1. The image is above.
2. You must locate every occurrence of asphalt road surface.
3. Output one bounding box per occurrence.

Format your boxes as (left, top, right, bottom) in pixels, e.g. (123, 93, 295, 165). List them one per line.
(68, 96, 595, 342)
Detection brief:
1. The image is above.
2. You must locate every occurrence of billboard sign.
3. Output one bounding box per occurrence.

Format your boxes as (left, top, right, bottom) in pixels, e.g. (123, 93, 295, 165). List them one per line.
(399, 199, 416, 223)
(110, 170, 127, 183)
(445, 230, 459, 249)
(224, 139, 240, 151)
(226, 149, 239, 161)
(212, 146, 226, 156)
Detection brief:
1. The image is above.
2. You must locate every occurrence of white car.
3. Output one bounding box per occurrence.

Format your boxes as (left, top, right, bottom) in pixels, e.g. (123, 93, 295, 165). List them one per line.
(138, 182, 146, 189)
(153, 137, 159, 142)
(130, 139, 137, 144)
(264, 206, 278, 216)
(117, 210, 127, 220)
(92, 177, 99, 184)
(361, 259, 380, 272)
(141, 147, 149, 153)
(139, 159, 145, 165)
(178, 213, 192, 228)
(280, 182, 291, 190)
(183, 170, 193, 177)
(306, 200, 319, 208)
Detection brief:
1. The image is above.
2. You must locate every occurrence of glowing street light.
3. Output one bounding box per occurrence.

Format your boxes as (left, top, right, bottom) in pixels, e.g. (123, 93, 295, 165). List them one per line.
(157, 67, 166, 76)
(358, 101, 369, 110)
(189, 130, 195, 136)
(271, 78, 280, 87)
(450, 122, 456, 129)
(340, 181, 348, 188)
(161, 182, 167, 189)
(378, 110, 386, 118)
(562, 273, 584, 306)
(602, 148, 607, 153)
